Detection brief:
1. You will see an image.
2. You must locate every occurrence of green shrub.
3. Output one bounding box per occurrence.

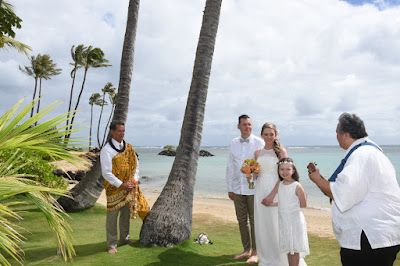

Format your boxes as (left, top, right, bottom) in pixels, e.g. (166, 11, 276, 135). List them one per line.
(163, 144, 175, 151)
(0, 149, 68, 189)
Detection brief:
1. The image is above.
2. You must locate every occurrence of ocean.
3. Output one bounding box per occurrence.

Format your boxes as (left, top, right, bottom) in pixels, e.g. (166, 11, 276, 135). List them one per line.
(136, 145, 400, 211)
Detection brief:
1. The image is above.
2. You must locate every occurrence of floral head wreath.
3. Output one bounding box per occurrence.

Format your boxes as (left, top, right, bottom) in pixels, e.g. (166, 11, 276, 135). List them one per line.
(277, 160, 294, 165)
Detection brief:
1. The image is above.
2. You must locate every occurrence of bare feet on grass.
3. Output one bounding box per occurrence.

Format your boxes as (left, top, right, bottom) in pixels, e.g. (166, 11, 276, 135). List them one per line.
(246, 255, 258, 264)
(108, 248, 117, 254)
(246, 250, 258, 264)
(233, 250, 251, 260)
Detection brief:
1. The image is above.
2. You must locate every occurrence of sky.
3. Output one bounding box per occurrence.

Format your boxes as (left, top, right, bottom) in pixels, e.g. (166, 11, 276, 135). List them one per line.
(1, 0, 400, 147)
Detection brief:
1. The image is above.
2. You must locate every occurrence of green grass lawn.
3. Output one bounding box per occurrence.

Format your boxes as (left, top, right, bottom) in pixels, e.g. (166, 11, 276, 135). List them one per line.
(5, 203, 400, 266)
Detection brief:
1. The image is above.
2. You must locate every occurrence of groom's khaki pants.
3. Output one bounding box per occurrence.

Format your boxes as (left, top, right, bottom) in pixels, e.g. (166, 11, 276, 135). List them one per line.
(106, 203, 131, 249)
(233, 193, 256, 252)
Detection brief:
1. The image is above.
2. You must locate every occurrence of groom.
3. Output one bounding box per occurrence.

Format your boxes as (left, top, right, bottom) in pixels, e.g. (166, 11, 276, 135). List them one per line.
(226, 114, 264, 264)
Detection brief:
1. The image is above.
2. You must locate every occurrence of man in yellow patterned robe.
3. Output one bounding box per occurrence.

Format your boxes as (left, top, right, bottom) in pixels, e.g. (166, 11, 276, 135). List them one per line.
(100, 121, 138, 254)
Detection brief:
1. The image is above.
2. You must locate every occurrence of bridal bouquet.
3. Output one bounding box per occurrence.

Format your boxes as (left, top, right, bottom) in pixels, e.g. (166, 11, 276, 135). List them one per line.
(241, 159, 260, 189)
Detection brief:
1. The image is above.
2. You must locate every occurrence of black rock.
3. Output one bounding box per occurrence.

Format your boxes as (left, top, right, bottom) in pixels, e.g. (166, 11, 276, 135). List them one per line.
(74, 171, 86, 181)
(158, 150, 176, 156)
(199, 150, 214, 157)
(158, 149, 214, 157)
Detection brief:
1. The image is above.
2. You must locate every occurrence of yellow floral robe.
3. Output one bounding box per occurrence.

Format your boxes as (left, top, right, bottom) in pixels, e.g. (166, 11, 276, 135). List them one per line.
(104, 143, 149, 220)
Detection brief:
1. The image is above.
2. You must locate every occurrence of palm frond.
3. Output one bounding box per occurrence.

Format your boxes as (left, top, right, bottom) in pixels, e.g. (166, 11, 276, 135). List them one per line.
(0, 98, 90, 264)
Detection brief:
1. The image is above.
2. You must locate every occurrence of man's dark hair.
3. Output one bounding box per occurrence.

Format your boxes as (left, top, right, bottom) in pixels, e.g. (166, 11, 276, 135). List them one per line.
(338, 112, 368, 139)
(238, 114, 250, 124)
(110, 121, 125, 130)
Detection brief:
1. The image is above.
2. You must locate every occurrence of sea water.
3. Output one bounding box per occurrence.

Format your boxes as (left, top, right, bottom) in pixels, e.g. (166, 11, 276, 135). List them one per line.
(136, 146, 400, 211)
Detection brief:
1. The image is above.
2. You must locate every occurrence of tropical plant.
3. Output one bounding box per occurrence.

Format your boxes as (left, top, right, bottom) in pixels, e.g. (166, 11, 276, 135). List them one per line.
(97, 82, 114, 148)
(65, 46, 111, 141)
(0, 1, 31, 56)
(140, 0, 222, 247)
(0, 149, 68, 189)
(66, 44, 85, 131)
(89, 92, 106, 149)
(0, 97, 86, 265)
(58, 0, 140, 212)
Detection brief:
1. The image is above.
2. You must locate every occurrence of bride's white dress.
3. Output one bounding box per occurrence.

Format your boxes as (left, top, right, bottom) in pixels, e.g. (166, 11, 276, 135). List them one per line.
(254, 149, 288, 266)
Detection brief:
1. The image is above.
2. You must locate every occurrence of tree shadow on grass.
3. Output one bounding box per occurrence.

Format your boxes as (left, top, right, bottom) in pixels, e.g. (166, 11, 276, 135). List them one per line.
(21, 241, 107, 263)
(142, 248, 247, 266)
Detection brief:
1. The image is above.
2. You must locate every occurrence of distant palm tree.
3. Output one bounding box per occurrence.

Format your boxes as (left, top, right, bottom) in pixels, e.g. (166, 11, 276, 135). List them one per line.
(66, 44, 85, 132)
(19, 54, 61, 120)
(88, 93, 105, 149)
(19, 54, 42, 117)
(97, 82, 114, 148)
(66, 46, 111, 140)
(0, 98, 86, 265)
(35, 54, 61, 117)
(57, 0, 140, 212)
(0, 1, 31, 56)
(140, 0, 222, 247)
(101, 92, 117, 147)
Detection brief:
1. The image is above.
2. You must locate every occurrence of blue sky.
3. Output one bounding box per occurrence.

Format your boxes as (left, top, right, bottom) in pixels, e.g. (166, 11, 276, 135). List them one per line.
(1, 0, 400, 147)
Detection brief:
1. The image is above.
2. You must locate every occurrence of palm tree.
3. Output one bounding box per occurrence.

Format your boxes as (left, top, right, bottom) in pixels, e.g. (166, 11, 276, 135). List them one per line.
(0, 1, 31, 57)
(88, 93, 105, 149)
(101, 92, 117, 147)
(19, 54, 42, 118)
(140, 0, 222, 247)
(66, 44, 85, 132)
(0, 98, 86, 265)
(57, 0, 140, 212)
(35, 54, 62, 117)
(97, 82, 114, 148)
(19, 54, 61, 120)
(65, 46, 111, 140)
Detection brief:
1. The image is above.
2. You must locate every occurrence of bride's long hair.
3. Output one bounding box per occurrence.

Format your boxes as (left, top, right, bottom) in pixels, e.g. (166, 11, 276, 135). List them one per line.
(261, 122, 282, 159)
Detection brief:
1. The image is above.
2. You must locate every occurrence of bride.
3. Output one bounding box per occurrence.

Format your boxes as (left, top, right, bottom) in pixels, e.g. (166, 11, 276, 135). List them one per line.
(253, 123, 288, 266)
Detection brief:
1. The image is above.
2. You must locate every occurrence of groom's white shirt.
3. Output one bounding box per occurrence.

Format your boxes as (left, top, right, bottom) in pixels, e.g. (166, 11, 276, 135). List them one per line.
(226, 134, 264, 195)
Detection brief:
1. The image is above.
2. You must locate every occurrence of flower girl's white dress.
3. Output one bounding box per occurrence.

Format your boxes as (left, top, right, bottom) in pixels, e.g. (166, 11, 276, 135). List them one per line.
(278, 181, 310, 265)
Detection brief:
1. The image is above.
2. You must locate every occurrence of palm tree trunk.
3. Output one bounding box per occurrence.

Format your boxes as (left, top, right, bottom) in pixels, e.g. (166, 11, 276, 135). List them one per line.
(30, 78, 38, 118)
(97, 94, 106, 148)
(139, 0, 222, 247)
(36, 78, 42, 115)
(57, 157, 104, 211)
(66, 67, 88, 139)
(58, 0, 140, 211)
(112, 0, 140, 126)
(34, 78, 43, 126)
(102, 105, 115, 147)
(89, 105, 93, 149)
(66, 69, 77, 135)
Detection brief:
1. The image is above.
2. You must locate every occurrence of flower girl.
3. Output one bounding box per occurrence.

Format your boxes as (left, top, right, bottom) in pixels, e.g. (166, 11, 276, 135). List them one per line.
(270, 157, 309, 266)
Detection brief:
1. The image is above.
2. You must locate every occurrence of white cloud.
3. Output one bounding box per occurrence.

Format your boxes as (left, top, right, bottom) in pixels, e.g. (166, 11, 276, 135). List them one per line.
(1, 0, 400, 147)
